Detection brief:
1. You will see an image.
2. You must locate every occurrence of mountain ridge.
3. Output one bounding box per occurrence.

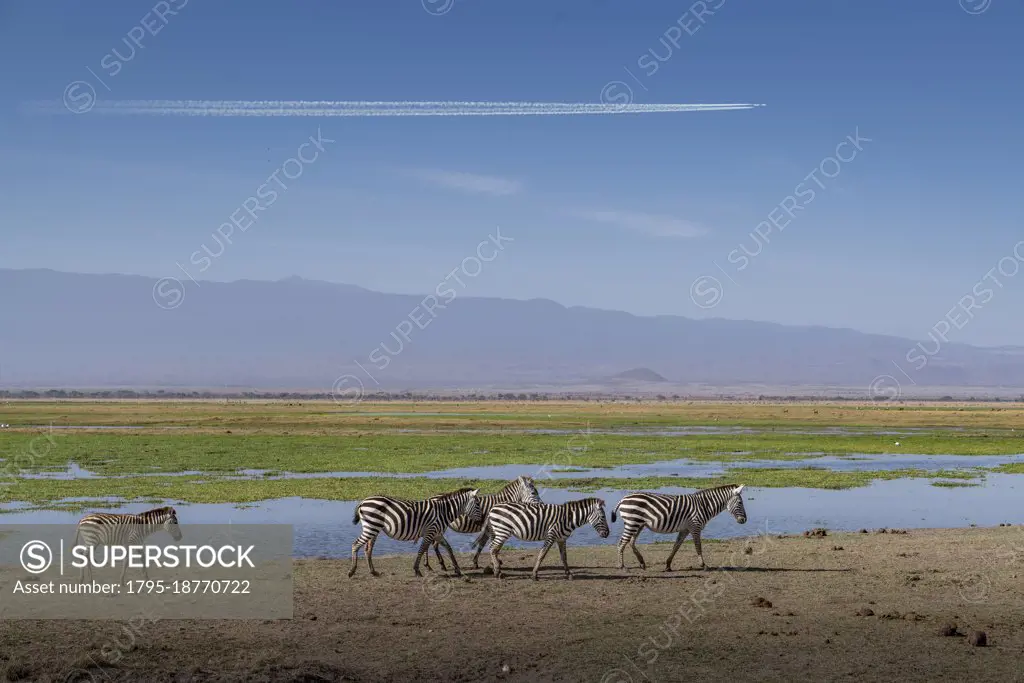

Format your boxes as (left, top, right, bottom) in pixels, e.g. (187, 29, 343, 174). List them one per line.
(2, 268, 1022, 393)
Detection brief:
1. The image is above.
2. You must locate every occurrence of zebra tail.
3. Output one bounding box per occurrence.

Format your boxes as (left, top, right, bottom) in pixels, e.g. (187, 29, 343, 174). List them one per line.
(352, 508, 360, 525)
(611, 500, 622, 523)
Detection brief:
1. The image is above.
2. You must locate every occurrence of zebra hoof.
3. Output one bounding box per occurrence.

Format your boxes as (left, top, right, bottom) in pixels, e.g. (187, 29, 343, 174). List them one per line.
(347, 568, 356, 578)
(532, 574, 540, 582)
(370, 570, 381, 577)
(482, 566, 494, 575)
(565, 573, 573, 580)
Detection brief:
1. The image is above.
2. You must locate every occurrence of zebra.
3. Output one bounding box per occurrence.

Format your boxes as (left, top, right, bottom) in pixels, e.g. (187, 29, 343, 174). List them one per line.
(484, 498, 610, 580)
(72, 506, 183, 583)
(423, 475, 542, 573)
(611, 484, 747, 572)
(348, 487, 482, 578)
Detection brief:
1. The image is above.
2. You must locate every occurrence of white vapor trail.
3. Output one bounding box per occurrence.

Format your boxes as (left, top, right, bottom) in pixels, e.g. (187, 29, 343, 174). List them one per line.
(29, 99, 766, 117)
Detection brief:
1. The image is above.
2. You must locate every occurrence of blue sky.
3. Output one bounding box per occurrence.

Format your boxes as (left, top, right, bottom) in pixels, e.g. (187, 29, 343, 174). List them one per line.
(1, 0, 1022, 345)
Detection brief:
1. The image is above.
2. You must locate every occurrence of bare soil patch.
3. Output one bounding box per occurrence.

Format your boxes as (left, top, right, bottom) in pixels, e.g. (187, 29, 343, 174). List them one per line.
(2, 527, 1023, 682)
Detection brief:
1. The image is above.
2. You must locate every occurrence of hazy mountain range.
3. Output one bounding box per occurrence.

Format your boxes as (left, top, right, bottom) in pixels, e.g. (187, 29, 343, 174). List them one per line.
(3, 268, 1024, 397)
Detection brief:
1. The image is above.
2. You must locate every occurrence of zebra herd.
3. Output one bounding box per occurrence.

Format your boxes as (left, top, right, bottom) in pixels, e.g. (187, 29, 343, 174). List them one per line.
(348, 476, 748, 580)
(68, 478, 749, 582)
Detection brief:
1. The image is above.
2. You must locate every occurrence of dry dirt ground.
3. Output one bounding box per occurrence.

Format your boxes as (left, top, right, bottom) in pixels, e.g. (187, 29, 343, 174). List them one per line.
(2, 526, 1024, 682)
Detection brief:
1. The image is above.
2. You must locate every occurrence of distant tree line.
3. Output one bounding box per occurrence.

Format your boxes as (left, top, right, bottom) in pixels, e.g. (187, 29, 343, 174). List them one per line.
(0, 389, 1021, 402)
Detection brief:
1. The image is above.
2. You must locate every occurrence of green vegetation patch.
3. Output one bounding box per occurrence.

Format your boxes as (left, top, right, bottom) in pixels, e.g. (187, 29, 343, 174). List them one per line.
(0, 466, 992, 510)
(2, 431, 1021, 478)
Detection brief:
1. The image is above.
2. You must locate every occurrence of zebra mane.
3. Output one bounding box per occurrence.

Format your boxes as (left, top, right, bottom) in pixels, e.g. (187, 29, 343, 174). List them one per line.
(136, 506, 176, 523)
(694, 484, 742, 497)
(501, 476, 532, 493)
(430, 487, 475, 500)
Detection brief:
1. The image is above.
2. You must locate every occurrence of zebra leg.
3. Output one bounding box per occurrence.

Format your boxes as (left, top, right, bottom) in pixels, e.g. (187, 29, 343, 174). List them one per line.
(556, 540, 572, 580)
(489, 534, 508, 579)
(664, 530, 690, 572)
(629, 536, 647, 570)
(471, 529, 489, 569)
(692, 530, 707, 569)
(617, 524, 646, 570)
(436, 540, 448, 569)
(615, 535, 629, 570)
(349, 528, 378, 578)
(436, 536, 462, 577)
(532, 540, 555, 581)
(413, 537, 433, 577)
(119, 558, 129, 585)
(422, 546, 432, 571)
(366, 538, 380, 577)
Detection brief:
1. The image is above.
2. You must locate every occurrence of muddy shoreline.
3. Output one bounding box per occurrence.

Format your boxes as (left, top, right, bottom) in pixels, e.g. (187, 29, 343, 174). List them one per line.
(2, 526, 1023, 682)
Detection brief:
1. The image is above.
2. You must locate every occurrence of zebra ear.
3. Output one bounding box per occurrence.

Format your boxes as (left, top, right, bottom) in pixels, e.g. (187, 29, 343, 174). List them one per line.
(469, 489, 479, 496)
(735, 485, 744, 495)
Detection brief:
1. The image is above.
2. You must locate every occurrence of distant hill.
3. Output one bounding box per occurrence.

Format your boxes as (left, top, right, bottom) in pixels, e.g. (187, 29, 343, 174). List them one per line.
(2, 268, 1024, 394)
(608, 368, 669, 383)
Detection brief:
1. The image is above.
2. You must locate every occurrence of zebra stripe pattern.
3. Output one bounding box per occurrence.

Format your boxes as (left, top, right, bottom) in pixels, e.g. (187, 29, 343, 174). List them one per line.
(611, 484, 746, 571)
(349, 487, 482, 578)
(425, 475, 542, 572)
(73, 506, 183, 582)
(486, 498, 610, 580)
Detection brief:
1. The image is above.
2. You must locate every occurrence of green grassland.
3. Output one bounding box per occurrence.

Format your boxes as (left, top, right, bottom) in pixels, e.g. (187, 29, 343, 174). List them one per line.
(0, 400, 1020, 509)
(3, 398, 1024, 430)
(0, 466, 986, 512)
(0, 430, 1021, 477)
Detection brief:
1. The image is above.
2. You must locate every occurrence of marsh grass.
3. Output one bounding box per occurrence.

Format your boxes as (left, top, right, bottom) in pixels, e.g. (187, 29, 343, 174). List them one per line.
(0, 431, 1020, 478)
(0, 467, 989, 510)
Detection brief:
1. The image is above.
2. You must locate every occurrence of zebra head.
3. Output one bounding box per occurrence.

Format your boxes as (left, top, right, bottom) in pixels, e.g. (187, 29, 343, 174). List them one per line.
(589, 499, 610, 538)
(460, 489, 484, 524)
(161, 507, 184, 541)
(516, 476, 542, 503)
(728, 485, 747, 524)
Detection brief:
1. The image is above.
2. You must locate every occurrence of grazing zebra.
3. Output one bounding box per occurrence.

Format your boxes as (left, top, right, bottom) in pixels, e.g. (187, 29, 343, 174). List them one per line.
(424, 475, 542, 572)
(485, 498, 610, 580)
(73, 506, 183, 583)
(348, 487, 482, 578)
(611, 484, 747, 572)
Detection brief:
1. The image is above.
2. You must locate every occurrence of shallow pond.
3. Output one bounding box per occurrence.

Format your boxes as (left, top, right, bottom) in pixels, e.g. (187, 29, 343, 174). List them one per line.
(11, 452, 1024, 482)
(2, 475, 1020, 559)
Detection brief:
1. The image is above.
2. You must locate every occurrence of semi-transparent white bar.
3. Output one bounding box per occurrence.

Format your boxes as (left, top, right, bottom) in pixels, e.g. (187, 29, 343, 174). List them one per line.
(0, 524, 293, 619)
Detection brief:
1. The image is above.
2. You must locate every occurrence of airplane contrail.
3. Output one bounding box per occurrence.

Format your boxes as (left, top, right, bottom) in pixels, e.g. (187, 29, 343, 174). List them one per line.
(29, 98, 766, 117)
